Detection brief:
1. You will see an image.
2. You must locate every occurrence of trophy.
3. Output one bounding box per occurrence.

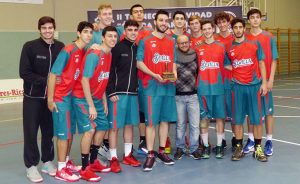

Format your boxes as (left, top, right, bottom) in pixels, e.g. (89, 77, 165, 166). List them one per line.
(162, 60, 176, 81)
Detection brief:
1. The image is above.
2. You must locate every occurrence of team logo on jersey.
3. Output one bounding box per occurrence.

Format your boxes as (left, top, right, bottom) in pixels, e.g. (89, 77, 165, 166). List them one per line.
(152, 43, 156, 47)
(98, 71, 110, 82)
(200, 52, 204, 55)
(152, 53, 171, 64)
(74, 68, 80, 80)
(100, 57, 105, 65)
(75, 55, 80, 63)
(200, 60, 220, 71)
(231, 52, 235, 56)
(233, 59, 253, 68)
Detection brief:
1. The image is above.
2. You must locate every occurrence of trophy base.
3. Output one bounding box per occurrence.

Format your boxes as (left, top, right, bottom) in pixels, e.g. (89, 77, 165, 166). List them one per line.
(162, 72, 176, 81)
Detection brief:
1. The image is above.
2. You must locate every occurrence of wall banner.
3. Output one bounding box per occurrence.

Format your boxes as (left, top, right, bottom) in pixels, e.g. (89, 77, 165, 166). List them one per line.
(0, 79, 23, 104)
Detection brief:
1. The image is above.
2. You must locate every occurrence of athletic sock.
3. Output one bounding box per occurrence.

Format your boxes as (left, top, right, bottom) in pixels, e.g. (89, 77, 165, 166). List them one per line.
(236, 139, 243, 146)
(248, 133, 254, 141)
(103, 139, 109, 148)
(90, 144, 100, 164)
(266, 134, 273, 141)
(58, 162, 66, 171)
(65, 155, 70, 162)
(109, 148, 117, 159)
(254, 139, 262, 148)
(201, 133, 209, 146)
(217, 133, 224, 146)
(124, 143, 133, 157)
(81, 153, 89, 171)
(140, 136, 146, 142)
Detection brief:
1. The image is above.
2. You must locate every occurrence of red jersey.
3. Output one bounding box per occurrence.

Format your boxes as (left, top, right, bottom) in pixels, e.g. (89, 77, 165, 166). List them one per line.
(246, 31, 278, 80)
(51, 43, 84, 102)
(225, 39, 265, 85)
(195, 41, 225, 95)
(214, 33, 235, 89)
(72, 49, 112, 100)
(137, 34, 176, 96)
(189, 35, 204, 49)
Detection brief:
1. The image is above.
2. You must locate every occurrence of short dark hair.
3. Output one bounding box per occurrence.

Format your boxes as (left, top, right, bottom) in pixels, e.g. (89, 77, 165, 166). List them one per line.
(77, 21, 94, 33)
(247, 8, 262, 20)
(213, 12, 230, 24)
(231, 18, 245, 28)
(124, 20, 139, 29)
(172, 10, 186, 20)
(201, 20, 214, 29)
(130, 4, 144, 15)
(38, 16, 56, 30)
(102, 26, 117, 37)
(155, 9, 169, 21)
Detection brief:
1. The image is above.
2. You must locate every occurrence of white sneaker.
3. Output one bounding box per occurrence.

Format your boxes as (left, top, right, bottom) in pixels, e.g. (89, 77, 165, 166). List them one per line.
(26, 166, 43, 183)
(41, 161, 57, 176)
(98, 143, 111, 160)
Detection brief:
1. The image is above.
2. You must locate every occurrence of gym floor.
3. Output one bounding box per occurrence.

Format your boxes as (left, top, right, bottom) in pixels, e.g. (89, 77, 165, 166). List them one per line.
(0, 74, 299, 184)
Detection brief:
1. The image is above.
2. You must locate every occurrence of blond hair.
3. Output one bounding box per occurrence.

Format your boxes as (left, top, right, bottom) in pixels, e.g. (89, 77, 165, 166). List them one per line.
(98, 4, 112, 15)
(188, 15, 201, 25)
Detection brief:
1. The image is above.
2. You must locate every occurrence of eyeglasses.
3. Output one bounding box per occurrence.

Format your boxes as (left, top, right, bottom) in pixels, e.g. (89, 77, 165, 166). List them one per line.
(177, 41, 189, 46)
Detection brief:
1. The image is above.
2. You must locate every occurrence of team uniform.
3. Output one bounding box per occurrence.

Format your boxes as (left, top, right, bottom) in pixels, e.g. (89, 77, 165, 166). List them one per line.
(106, 39, 139, 129)
(195, 41, 226, 119)
(167, 30, 190, 41)
(225, 39, 265, 125)
(246, 31, 278, 115)
(190, 35, 204, 49)
(214, 33, 235, 118)
(72, 49, 112, 133)
(137, 34, 177, 126)
(50, 43, 84, 140)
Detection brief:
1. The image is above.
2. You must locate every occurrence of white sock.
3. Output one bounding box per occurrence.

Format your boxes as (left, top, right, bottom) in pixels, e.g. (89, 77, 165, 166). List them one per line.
(222, 133, 225, 140)
(217, 133, 224, 146)
(109, 148, 117, 160)
(58, 162, 66, 171)
(248, 133, 254, 141)
(232, 133, 236, 137)
(201, 133, 209, 146)
(65, 155, 70, 162)
(124, 143, 133, 157)
(267, 134, 273, 141)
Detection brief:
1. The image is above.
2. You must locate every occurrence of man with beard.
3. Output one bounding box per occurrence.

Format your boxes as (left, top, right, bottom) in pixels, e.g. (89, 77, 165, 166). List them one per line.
(225, 18, 268, 162)
(195, 20, 226, 159)
(137, 10, 177, 171)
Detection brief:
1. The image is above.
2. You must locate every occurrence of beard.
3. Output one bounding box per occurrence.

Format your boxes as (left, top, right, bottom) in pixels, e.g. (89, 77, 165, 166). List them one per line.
(156, 25, 167, 34)
(234, 32, 244, 38)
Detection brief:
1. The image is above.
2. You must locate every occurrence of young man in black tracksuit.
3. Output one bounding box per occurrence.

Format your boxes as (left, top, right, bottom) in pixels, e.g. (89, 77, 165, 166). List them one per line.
(106, 20, 141, 172)
(19, 16, 64, 182)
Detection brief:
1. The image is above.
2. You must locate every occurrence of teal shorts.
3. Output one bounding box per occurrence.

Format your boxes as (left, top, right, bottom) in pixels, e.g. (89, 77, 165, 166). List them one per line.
(198, 94, 226, 119)
(225, 89, 232, 118)
(73, 97, 109, 132)
(108, 95, 139, 129)
(232, 83, 265, 125)
(143, 95, 177, 127)
(263, 91, 274, 115)
(53, 95, 76, 140)
(138, 80, 145, 113)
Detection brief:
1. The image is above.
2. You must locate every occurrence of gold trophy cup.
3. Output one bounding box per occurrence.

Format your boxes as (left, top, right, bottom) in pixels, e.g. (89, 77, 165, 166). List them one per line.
(162, 60, 176, 81)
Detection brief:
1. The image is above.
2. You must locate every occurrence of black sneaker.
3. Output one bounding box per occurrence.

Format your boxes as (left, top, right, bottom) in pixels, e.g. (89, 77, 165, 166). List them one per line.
(190, 149, 201, 160)
(215, 145, 224, 159)
(157, 153, 175, 165)
(174, 148, 184, 160)
(232, 144, 244, 161)
(201, 145, 210, 159)
(143, 155, 155, 172)
(137, 140, 148, 155)
(231, 137, 237, 152)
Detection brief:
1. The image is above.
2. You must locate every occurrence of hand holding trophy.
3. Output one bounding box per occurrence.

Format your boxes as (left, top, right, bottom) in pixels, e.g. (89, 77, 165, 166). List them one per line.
(162, 60, 176, 82)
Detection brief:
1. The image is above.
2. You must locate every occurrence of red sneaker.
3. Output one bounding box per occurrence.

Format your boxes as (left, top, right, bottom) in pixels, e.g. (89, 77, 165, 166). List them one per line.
(110, 157, 121, 173)
(123, 152, 141, 167)
(55, 167, 79, 182)
(165, 137, 171, 154)
(66, 160, 82, 173)
(90, 159, 111, 173)
(79, 166, 101, 182)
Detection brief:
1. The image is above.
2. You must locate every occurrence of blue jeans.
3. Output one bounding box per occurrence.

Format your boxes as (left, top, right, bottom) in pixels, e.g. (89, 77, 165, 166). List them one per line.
(175, 94, 200, 153)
